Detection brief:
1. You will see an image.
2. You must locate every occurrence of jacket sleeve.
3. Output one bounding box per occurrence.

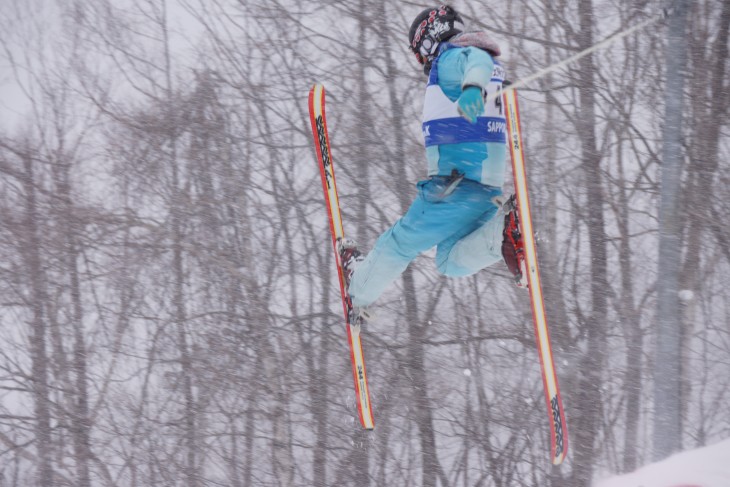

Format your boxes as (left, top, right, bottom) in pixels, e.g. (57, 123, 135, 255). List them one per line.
(459, 47, 495, 90)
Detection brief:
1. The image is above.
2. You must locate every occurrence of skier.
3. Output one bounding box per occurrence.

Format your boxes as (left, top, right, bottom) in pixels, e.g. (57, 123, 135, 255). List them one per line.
(339, 4, 525, 320)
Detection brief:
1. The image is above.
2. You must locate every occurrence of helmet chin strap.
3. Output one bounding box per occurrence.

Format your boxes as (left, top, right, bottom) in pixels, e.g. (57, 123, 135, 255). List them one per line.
(422, 58, 433, 75)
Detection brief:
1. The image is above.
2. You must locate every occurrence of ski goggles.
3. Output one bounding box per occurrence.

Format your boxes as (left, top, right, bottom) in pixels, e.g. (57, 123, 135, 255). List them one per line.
(414, 37, 437, 65)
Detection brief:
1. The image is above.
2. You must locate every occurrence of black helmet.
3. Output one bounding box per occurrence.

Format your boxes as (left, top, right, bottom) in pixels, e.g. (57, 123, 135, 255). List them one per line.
(408, 5, 464, 72)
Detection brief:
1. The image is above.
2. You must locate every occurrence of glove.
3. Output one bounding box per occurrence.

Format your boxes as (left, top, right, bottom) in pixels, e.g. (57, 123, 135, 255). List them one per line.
(456, 85, 484, 124)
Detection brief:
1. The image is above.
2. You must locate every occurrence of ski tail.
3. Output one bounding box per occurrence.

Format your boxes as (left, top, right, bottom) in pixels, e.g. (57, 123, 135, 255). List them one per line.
(503, 87, 568, 465)
(308, 84, 375, 430)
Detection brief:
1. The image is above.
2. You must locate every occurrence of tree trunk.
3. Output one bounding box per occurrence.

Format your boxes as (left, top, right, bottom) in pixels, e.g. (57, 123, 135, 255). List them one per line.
(403, 269, 445, 487)
(53, 161, 92, 487)
(570, 1, 610, 483)
(616, 139, 642, 472)
(653, 0, 690, 460)
(21, 152, 55, 487)
(677, 0, 730, 443)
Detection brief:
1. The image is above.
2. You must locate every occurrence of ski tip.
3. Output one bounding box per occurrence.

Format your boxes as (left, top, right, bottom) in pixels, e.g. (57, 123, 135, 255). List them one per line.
(309, 84, 326, 110)
(552, 448, 568, 466)
(361, 412, 375, 430)
(551, 431, 568, 466)
(549, 393, 568, 465)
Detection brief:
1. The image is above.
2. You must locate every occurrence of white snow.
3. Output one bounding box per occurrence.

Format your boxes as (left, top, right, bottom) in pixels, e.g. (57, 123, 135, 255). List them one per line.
(678, 289, 695, 301)
(594, 439, 730, 487)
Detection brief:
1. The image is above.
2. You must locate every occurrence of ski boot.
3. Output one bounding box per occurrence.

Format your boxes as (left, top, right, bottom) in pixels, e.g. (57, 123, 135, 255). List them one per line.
(336, 238, 371, 324)
(501, 195, 528, 288)
(336, 237, 363, 285)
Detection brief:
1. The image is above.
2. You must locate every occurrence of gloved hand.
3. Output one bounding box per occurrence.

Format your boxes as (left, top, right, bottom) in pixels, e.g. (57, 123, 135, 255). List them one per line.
(456, 85, 484, 124)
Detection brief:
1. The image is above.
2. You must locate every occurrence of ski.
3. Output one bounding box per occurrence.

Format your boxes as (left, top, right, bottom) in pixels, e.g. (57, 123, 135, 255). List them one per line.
(503, 87, 568, 465)
(308, 84, 375, 430)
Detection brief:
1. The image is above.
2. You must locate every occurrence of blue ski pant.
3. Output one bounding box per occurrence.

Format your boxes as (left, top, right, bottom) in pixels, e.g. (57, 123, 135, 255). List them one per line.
(348, 177, 505, 308)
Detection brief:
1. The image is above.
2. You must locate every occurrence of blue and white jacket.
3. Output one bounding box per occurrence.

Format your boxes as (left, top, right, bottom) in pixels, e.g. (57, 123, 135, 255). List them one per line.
(422, 41, 507, 188)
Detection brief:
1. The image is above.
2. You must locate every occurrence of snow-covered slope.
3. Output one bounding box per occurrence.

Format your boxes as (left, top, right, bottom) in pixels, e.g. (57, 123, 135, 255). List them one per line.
(595, 439, 730, 487)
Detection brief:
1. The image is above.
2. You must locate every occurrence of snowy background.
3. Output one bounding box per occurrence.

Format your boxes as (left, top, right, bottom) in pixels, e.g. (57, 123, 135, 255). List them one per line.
(0, 0, 728, 486)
